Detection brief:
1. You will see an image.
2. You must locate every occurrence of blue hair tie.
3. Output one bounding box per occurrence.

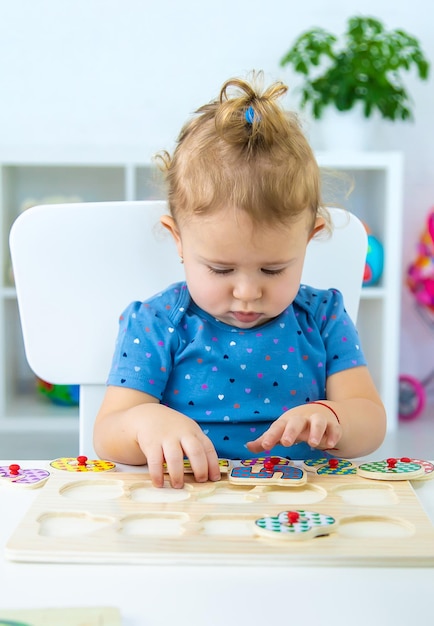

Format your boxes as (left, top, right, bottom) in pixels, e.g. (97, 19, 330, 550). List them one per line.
(245, 105, 260, 124)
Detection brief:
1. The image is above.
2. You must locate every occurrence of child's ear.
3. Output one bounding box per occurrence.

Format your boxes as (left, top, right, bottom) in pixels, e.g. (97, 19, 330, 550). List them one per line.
(160, 215, 183, 257)
(309, 216, 326, 241)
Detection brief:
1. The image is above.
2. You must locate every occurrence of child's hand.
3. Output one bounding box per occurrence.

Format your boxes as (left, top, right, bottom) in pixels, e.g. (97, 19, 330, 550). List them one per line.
(246, 404, 342, 453)
(136, 410, 221, 489)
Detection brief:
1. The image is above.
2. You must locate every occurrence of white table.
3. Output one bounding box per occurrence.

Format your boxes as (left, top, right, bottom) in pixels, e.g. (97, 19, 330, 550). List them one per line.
(1, 460, 434, 625)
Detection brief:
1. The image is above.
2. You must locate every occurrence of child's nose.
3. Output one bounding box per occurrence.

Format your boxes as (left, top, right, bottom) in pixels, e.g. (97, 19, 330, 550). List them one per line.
(233, 277, 262, 301)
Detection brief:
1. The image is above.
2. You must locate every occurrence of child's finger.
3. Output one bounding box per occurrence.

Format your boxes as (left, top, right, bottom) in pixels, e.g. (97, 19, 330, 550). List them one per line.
(306, 417, 328, 447)
(248, 422, 286, 451)
(145, 447, 166, 488)
(245, 437, 265, 453)
(202, 439, 222, 482)
(307, 410, 342, 448)
(182, 437, 213, 484)
(325, 424, 342, 448)
(279, 415, 308, 446)
(162, 441, 187, 489)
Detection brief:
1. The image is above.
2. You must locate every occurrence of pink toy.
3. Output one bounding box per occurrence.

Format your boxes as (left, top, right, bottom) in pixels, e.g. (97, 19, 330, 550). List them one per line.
(399, 208, 434, 419)
(407, 208, 434, 310)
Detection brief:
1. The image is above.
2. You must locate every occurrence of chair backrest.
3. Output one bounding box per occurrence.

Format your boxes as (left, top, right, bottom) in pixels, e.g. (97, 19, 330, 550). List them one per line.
(9, 201, 367, 457)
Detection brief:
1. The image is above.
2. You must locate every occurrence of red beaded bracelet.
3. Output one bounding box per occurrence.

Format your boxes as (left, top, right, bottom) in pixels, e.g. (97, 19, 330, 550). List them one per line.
(309, 401, 340, 424)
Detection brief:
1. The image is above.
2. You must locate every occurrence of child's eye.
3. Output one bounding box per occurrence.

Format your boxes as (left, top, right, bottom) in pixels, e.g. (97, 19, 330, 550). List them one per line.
(261, 268, 285, 275)
(208, 267, 233, 275)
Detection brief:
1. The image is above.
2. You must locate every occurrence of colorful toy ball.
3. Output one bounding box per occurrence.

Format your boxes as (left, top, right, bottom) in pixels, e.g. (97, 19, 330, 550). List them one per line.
(363, 234, 384, 286)
(36, 378, 79, 406)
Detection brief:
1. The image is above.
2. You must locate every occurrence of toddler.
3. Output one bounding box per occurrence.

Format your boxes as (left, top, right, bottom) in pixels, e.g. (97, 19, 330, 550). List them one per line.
(94, 73, 386, 487)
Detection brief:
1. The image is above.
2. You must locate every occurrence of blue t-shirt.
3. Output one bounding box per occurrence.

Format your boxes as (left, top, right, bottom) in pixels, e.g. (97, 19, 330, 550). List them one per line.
(107, 281, 366, 459)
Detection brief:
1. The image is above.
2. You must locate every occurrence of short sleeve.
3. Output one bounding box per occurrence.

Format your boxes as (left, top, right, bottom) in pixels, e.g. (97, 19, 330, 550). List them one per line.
(316, 289, 367, 375)
(106, 300, 180, 399)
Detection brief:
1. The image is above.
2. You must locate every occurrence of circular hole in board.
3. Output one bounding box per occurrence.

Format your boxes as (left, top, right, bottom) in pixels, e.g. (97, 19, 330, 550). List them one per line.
(199, 516, 255, 537)
(264, 484, 327, 505)
(332, 483, 398, 506)
(37, 511, 114, 537)
(338, 515, 414, 538)
(119, 513, 188, 536)
(59, 480, 124, 501)
(129, 480, 192, 503)
(197, 484, 259, 504)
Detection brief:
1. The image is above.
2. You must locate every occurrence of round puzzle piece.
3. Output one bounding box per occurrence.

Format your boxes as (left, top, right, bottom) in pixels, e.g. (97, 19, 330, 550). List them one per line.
(357, 458, 425, 481)
(0, 465, 50, 489)
(254, 509, 337, 541)
(50, 457, 116, 472)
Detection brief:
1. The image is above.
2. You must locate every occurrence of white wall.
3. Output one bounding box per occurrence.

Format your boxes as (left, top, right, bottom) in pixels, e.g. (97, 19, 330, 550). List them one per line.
(1, 0, 433, 382)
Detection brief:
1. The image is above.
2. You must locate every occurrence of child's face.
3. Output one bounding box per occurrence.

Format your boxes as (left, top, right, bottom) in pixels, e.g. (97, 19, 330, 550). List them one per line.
(162, 207, 323, 329)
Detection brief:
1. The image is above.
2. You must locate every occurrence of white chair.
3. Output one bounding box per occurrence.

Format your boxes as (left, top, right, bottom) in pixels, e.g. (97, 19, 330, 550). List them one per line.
(9, 201, 367, 457)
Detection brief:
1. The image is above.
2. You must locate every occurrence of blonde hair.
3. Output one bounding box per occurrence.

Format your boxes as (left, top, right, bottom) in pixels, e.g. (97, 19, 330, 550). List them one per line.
(156, 72, 326, 230)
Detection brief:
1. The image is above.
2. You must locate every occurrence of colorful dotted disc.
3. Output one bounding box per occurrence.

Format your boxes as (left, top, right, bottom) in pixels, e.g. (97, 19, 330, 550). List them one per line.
(357, 458, 425, 481)
(50, 457, 116, 472)
(0, 465, 50, 488)
(255, 509, 337, 541)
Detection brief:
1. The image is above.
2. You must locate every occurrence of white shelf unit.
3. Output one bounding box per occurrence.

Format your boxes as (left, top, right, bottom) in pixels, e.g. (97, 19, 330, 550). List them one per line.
(0, 151, 403, 440)
(317, 151, 404, 432)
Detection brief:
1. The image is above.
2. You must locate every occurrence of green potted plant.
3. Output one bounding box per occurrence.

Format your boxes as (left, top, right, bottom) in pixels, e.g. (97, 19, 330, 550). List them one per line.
(279, 15, 430, 121)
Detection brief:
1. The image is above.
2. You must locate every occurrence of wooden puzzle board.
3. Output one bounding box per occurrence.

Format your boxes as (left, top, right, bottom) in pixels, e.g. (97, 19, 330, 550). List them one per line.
(5, 470, 434, 567)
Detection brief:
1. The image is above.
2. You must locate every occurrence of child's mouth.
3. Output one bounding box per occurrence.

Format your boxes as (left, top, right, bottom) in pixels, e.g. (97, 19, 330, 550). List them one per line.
(232, 311, 262, 323)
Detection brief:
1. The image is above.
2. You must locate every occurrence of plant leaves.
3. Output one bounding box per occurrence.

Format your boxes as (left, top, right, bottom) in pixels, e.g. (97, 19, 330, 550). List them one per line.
(279, 15, 430, 121)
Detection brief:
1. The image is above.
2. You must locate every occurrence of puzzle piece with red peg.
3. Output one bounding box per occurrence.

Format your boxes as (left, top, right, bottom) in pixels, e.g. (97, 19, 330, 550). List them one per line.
(0, 463, 50, 488)
(357, 457, 433, 481)
(254, 509, 338, 541)
(50, 456, 116, 473)
(303, 457, 357, 475)
(228, 456, 306, 486)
